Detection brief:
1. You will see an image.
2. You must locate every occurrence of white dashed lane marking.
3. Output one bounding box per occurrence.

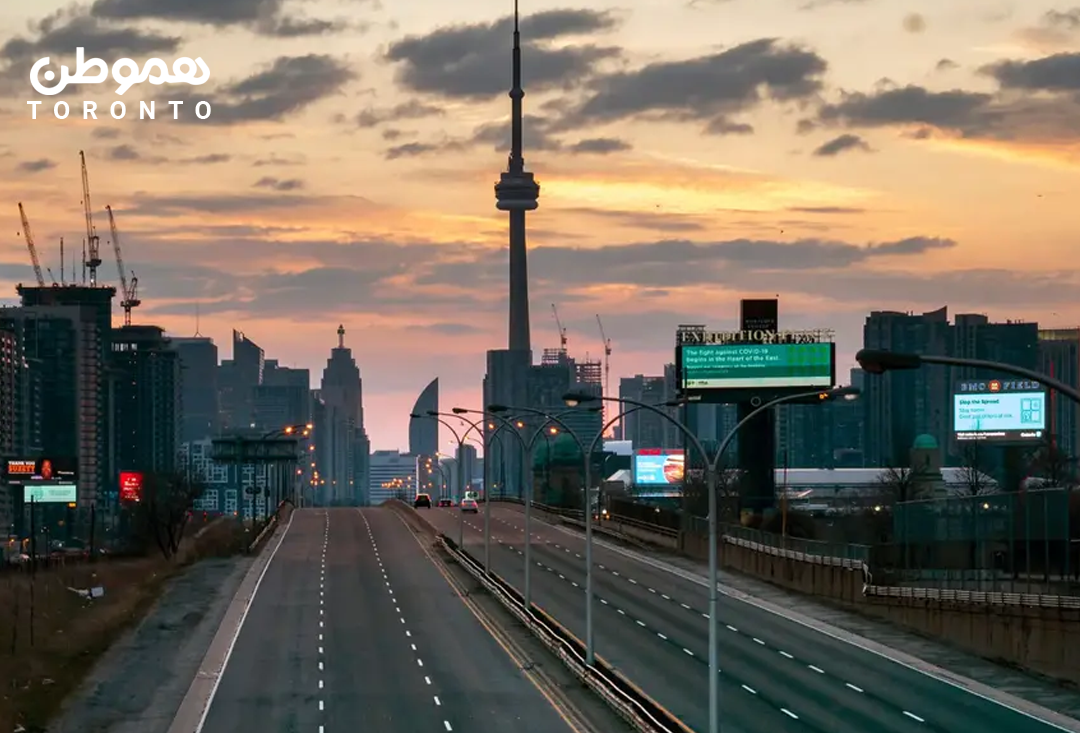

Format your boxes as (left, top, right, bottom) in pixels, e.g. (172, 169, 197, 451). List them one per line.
(359, 511, 453, 732)
(437, 509, 931, 728)
(319, 511, 328, 724)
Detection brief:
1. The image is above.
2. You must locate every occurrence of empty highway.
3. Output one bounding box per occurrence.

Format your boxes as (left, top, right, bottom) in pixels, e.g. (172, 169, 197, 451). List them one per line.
(424, 503, 1075, 733)
(197, 507, 581, 732)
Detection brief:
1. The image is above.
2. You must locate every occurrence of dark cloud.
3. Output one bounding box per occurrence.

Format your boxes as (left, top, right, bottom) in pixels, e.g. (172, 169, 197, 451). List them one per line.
(470, 115, 562, 151)
(0, 9, 180, 94)
(17, 158, 56, 173)
(120, 191, 375, 218)
(385, 141, 453, 160)
(1044, 8, 1080, 29)
(162, 55, 356, 125)
(818, 53, 1080, 143)
(984, 53, 1080, 93)
(348, 100, 444, 127)
(787, 206, 866, 214)
(568, 137, 632, 154)
(252, 153, 304, 166)
(800, 0, 871, 8)
(90, 0, 350, 38)
(935, 58, 958, 72)
(0, 10, 180, 62)
(253, 176, 304, 191)
(812, 133, 871, 156)
(182, 153, 231, 164)
(552, 39, 827, 135)
(105, 144, 166, 164)
(562, 208, 706, 233)
(902, 13, 926, 33)
(417, 236, 957, 293)
(385, 9, 621, 99)
(92, 127, 122, 139)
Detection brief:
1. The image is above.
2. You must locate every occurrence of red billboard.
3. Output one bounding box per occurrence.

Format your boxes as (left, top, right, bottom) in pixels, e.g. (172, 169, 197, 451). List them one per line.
(120, 471, 144, 502)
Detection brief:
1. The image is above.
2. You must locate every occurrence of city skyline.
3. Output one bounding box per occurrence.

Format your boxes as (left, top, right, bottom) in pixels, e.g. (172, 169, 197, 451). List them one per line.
(2, 0, 1079, 450)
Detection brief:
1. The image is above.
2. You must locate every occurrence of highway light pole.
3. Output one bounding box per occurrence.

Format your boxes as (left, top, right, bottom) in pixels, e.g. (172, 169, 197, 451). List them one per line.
(412, 411, 478, 549)
(574, 400, 677, 666)
(856, 349, 1080, 406)
(453, 407, 530, 575)
(565, 387, 860, 733)
(485, 405, 599, 611)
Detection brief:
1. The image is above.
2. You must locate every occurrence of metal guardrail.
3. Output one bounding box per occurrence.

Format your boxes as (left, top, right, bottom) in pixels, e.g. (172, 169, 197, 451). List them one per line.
(864, 585, 1080, 609)
(440, 534, 692, 733)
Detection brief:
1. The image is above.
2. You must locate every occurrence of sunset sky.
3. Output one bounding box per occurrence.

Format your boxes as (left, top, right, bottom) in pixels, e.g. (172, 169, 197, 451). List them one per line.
(1, 0, 1078, 451)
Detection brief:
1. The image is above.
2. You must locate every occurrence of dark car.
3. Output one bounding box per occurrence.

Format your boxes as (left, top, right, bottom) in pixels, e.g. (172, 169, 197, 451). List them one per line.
(414, 493, 432, 508)
(437, 498, 453, 507)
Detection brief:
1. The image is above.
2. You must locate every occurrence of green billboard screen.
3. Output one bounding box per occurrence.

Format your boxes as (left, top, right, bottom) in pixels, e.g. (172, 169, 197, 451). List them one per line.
(23, 484, 77, 503)
(680, 342, 834, 390)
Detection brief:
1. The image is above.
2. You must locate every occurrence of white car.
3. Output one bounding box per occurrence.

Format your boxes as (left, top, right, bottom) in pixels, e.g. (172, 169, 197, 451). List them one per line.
(460, 498, 479, 514)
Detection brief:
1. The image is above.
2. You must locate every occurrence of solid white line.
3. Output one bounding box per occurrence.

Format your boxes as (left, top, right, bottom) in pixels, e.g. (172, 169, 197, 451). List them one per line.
(192, 510, 296, 733)
(544, 520, 1080, 732)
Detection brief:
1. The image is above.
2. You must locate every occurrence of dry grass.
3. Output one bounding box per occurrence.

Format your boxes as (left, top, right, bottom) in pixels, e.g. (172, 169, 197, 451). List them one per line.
(0, 516, 254, 732)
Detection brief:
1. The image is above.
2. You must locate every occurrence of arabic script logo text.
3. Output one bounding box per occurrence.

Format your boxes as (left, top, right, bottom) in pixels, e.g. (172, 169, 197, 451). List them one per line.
(31, 47, 209, 96)
(27, 47, 212, 121)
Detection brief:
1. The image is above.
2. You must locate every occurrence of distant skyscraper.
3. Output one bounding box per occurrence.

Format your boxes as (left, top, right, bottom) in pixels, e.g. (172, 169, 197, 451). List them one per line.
(253, 359, 311, 430)
(319, 325, 369, 505)
(409, 378, 439, 456)
(172, 336, 219, 443)
(218, 330, 263, 430)
(368, 450, 417, 505)
(1038, 328, 1080, 460)
(111, 325, 181, 475)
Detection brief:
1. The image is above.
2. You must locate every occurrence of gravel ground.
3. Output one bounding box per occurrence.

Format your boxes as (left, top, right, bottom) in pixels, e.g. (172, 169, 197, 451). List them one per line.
(45, 555, 253, 733)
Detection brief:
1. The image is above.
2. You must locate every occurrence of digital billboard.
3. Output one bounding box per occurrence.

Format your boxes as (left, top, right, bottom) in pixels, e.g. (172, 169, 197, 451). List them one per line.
(679, 342, 834, 390)
(953, 379, 1046, 443)
(24, 484, 77, 503)
(634, 449, 684, 486)
(120, 471, 144, 502)
(5, 457, 78, 483)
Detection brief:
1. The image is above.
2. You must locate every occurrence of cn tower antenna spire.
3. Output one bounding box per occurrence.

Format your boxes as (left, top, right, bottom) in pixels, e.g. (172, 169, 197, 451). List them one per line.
(496, 0, 539, 353)
(509, 0, 524, 174)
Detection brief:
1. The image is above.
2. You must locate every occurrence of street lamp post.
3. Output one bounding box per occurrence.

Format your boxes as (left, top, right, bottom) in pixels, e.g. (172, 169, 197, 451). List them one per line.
(412, 411, 494, 548)
(488, 403, 604, 621)
(454, 408, 532, 576)
(856, 349, 1080, 405)
(564, 387, 860, 733)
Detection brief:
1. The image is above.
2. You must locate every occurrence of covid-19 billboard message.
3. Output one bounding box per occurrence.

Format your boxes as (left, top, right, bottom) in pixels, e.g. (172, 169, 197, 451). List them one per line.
(679, 342, 834, 390)
(953, 379, 1046, 443)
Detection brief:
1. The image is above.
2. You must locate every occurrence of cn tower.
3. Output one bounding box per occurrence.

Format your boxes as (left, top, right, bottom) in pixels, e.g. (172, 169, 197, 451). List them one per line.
(494, 0, 540, 353)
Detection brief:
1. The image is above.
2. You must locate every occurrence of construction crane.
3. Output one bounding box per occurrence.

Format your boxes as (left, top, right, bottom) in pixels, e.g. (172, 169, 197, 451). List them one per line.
(596, 314, 613, 426)
(79, 150, 102, 286)
(551, 303, 567, 353)
(17, 203, 45, 286)
(105, 205, 140, 325)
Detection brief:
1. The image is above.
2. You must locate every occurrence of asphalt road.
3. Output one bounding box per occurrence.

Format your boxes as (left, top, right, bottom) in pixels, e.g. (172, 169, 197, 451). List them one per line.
(424, 504, 1073, 733)
(200, 507, 579, 732)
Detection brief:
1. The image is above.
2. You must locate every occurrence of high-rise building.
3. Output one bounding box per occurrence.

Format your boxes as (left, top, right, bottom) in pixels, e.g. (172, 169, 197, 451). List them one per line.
(409, 378, 439, 456)
(172, 336, 219, 443)
(14, 285, 115, 509)
(619, 375, 671, 448)
(253, 359, 311, 430)
(368, 450, 417, 505)
(1038, 328, 1080, 459)
(863, 307, 1039, 467)
(0, 322, 41, 534)
(319, 326, 369, 505)
(111, 325, 181, 476)
(218, 329, 263, 430)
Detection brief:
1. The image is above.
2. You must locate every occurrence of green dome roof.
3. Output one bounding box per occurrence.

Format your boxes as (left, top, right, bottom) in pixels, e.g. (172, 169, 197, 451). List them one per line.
(912, 434, 938, 449)
(532, 433, 583, 468)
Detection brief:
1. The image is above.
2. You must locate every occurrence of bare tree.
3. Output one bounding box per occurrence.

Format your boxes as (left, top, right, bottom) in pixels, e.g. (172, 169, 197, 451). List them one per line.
(875, 466, 921, 506)
(957, 443, 993, 495)
(132, 472, 206, 560)
(1028, 437, 1076, 489)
